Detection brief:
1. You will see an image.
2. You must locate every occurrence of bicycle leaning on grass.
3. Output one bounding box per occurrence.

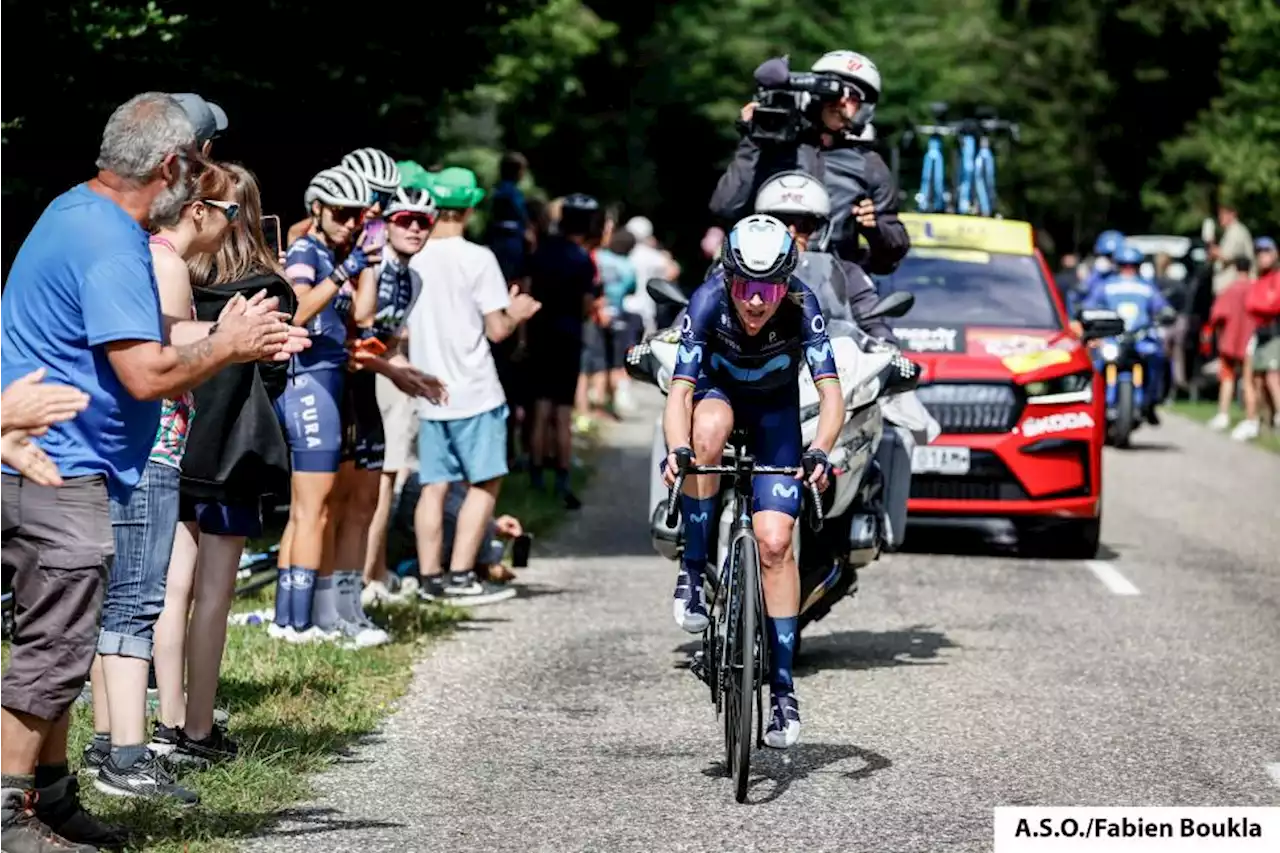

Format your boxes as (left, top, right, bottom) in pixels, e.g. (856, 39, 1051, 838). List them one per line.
(664, 433, 824, 803)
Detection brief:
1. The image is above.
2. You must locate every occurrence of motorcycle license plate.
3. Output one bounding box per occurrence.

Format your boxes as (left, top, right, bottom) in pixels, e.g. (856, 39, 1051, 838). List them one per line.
(912, 446, 970, 475)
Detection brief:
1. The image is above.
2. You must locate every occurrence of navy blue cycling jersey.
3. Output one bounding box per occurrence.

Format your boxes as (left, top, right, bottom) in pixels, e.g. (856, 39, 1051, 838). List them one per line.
(284, 235, 356, 372)
(672, 272, 840, 397)
(370, 257, 422, 344)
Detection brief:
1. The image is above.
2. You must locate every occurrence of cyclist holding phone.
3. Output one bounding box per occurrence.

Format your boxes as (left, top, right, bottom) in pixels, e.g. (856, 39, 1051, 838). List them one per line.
(285, 147, 400, 245)
(272, 165, 380, 643)
(659, 214, 844, 749)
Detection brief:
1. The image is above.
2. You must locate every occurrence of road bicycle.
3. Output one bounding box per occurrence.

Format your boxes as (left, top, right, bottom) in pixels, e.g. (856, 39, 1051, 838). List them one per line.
(955, 109, 1020, 217)
(902, 102, 956, 214)
(664, 434, 824, 803)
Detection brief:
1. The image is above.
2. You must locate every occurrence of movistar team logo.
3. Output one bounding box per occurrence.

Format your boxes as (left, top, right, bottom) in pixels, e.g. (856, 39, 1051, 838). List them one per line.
(711, 353, 790, 381)
(677, 344, 702, 364)
(688, 512, 708, 523)
(806, 341, 833, 364)
(771, 483, 798, 499)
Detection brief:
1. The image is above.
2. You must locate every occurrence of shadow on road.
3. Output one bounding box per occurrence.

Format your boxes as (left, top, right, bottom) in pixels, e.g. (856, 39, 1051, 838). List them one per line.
(701, 742, 892, 804)
(259, 806, 407, 838)
(796, 625, 959, 674)
(1113, 439, 1181, 453)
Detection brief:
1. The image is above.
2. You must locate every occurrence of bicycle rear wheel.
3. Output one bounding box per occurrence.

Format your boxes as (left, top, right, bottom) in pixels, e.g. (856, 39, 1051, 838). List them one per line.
(722, 536, 759, 803)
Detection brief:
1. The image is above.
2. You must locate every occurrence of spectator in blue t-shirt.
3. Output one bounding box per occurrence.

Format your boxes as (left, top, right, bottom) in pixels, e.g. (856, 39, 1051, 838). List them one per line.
(0, 92, 299, 849)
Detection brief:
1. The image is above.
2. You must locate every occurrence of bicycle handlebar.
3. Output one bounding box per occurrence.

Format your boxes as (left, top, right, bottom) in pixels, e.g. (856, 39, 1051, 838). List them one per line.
(664, 455, 825, 534)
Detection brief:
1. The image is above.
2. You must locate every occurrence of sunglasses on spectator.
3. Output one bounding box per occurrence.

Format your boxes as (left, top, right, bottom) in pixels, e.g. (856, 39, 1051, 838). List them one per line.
(328, 206, 365, 224)
(389, 212, 433, 229)
(730, 277, 789, 304)
(200, 199, 240, 221)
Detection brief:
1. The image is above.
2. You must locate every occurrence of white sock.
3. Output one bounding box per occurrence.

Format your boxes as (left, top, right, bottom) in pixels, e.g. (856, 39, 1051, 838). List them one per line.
(313, 578, 341, 629)
(335, 570, 360, 622)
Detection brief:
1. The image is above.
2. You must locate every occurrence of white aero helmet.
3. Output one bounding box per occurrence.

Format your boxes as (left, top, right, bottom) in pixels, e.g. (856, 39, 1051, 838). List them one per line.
(811, 50, 881, 104)
(341, 147, 400, 194)
(722, 214, 799, 282)
(386, 186, 437, 218)
(754, 171, 832, 219)
(304, 166, 372, 211)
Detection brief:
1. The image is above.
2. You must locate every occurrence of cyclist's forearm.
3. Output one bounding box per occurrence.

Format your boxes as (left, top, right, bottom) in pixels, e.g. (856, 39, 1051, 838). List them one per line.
(663, 385, 695, 452)
(813, 383, 844, 454)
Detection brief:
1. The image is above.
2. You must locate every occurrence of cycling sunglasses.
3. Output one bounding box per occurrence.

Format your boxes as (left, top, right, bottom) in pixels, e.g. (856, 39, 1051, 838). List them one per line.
(730, 277, 788, 304)
(389, 212, 434, 229)
(328, 206, 365, 225)
(200, 198, 240, 222)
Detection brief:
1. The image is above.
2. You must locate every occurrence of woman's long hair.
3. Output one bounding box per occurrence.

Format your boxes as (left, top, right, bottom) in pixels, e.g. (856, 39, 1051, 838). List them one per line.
(189, 163, 284, 288)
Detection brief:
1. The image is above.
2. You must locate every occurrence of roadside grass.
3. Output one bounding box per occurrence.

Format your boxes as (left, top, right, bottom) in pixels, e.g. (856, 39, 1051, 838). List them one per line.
(1166, 399, 1280, 455)
(4, 430, 601, 852)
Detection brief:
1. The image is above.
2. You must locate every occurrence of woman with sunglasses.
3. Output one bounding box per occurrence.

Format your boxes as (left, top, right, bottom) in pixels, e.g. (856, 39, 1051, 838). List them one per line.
(271, 165, 380, 643)
(87, 163, 244, 803)
(285, 147, 400, 245)
(658, 214, 844, 751)
(327, 187, 447, 615)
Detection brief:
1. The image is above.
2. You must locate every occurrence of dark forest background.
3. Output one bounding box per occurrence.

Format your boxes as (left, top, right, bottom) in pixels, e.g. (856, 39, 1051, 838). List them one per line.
(4, 0, 1278, 278)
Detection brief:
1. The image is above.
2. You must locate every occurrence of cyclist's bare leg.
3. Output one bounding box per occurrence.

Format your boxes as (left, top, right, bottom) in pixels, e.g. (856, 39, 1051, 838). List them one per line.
(672, 398, 732, 632)
(756, 509, 802, 748)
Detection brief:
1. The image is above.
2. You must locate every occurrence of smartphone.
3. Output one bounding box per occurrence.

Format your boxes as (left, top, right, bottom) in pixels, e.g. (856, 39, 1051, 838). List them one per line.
(361, 217, 388, 253)
(262, 215, 282, 257)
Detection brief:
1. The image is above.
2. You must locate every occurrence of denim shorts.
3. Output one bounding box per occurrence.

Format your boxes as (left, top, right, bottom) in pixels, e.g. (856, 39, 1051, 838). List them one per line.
(417, 404, 510, 486)
(99, 460, 181, 660)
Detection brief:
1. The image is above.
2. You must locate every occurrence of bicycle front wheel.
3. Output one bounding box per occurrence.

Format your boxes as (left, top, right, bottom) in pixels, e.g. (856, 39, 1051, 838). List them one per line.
(726, 537, 760, 803)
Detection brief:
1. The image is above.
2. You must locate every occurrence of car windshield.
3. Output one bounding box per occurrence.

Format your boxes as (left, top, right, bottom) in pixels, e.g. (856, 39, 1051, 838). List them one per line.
(873, 248, 1061, 330)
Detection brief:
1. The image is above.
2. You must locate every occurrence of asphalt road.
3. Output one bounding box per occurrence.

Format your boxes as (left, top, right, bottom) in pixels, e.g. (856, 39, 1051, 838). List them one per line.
(247, 388, 1280, 853)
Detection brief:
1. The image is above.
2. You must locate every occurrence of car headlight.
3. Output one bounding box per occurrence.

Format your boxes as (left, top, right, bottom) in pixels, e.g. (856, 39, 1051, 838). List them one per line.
(1024, 370, 1093, 405)
(1099, 342, 1120, 362)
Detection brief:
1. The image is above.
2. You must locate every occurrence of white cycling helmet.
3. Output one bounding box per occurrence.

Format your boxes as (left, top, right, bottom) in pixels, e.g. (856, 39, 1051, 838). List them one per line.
(304, 166, 372, 211)
(722, 214, 799, 283)
(341, 147, 400, 194)
(811, 50, 881, 104)
(385, 186, 437, 218)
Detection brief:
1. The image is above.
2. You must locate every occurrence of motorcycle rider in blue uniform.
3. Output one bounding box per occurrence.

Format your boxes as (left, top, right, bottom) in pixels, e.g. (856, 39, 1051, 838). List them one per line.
(659, 214, 844, 749)
(1071, 229, 1125, 318)
(1081, 243, 1171, 425)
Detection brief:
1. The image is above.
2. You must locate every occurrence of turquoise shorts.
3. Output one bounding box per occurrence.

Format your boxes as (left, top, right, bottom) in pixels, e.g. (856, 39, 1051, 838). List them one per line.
(417, 404, 510, 486)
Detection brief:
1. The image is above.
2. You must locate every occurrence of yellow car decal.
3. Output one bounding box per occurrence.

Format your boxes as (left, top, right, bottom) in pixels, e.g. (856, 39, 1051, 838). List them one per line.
(1002, 348, 1072, 374)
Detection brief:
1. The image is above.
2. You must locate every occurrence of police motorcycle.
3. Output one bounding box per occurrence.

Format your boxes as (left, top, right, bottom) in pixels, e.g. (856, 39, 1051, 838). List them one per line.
(1085, 305, 1176, 449)
(627, 278, 922, 655)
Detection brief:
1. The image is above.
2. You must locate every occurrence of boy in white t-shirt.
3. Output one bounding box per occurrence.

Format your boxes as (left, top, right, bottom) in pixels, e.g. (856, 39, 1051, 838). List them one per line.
(406, 167, 541, 604)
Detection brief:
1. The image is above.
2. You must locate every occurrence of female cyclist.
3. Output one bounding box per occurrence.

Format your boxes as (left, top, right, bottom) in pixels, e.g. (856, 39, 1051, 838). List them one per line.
(88, 163, 243, 802)
(286, 147, 400, 245)
(271, 165, 379, 643)
(331, 187, 445, 616)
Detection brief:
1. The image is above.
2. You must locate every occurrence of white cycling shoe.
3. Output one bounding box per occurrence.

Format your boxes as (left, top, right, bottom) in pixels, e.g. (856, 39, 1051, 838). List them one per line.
(763, 692, 801, 749)
(672, 570, 710, 633)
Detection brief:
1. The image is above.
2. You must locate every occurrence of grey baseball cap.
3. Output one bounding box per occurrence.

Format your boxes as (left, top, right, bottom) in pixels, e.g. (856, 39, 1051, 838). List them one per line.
(169, 93, 228, 143)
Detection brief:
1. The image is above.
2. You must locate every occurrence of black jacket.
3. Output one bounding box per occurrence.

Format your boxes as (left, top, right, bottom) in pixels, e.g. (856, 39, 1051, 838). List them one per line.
(709, 134, 911, 275)
(179, 272, 295, 503)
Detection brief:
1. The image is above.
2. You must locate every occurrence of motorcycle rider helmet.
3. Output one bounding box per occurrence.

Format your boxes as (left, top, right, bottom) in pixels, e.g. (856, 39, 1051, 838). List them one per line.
(812, 49, 881, 129)
(753, 171, 833, 251)
(1113, 243, 1144, 268)
(1093, 229, 1126, 258)
(721, 214, 799, 298)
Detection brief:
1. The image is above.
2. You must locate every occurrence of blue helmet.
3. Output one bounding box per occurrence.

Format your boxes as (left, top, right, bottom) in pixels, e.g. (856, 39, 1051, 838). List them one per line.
(1113, 243, 1144, 267)
(1093, 229, 1125, 257)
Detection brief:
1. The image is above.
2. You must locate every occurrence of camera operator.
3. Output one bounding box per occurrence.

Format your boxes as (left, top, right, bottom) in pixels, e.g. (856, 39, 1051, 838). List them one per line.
(709, 50, 909, 276)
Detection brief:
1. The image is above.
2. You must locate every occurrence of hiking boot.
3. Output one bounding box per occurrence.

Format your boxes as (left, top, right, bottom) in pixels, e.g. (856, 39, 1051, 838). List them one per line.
(33, 776, 128, 850)
(1, 786, 97, 852)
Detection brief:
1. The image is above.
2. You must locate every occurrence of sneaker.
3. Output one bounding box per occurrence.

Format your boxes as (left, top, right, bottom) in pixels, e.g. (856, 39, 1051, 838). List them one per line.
(330, 618, 390, 649)
(672, 570, 709, 634)
(561, 490, 583, 511)
(1207, 411, 1230, 431)
(33, 775, 128, 850)
(1231, 418, 1260, 441)
(443, 571, 517, 606)
(1, 787, 97, 853)
(79, 742, 107, 777)
(172, 726, 239, 766)
(266, 622, 295, 641)
(287, 625, 341, 644)
(398, 575, 420, 599)
(361, 579, 397, 608)
(414, 575, 446, 603)
(93, 751, 198, 805)
(763, 691, 801, 749)
(148, 723, 181, 757)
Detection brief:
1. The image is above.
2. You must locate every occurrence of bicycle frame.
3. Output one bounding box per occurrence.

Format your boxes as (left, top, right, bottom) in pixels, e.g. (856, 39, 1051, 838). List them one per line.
(913, 125, 953, 213)
(956, 126, 978, 215)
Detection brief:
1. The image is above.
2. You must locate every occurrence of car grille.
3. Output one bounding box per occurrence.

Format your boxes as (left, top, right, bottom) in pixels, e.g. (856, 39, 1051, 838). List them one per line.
(910, 450, 1030, 501)
(915, 382, 1022, 434)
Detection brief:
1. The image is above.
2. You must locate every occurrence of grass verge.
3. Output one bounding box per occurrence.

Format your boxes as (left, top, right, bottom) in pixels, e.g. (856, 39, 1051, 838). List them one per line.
(1166, 399, 1280, 455)
(4, 430, 602, 852)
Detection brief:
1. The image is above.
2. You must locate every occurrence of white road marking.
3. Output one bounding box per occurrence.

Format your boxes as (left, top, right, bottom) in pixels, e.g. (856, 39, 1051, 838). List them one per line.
(1085, 560, 1140, 596)
(1266, 763, 1280, 788)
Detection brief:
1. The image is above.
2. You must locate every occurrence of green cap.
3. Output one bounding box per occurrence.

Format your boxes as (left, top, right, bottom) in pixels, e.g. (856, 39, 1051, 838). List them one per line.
(429, 166, 486, 209)
(396, 160, 434, 191)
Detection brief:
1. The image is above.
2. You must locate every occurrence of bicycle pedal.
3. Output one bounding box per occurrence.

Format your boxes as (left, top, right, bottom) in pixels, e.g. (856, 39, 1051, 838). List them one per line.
(690, 650, 710, 685)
